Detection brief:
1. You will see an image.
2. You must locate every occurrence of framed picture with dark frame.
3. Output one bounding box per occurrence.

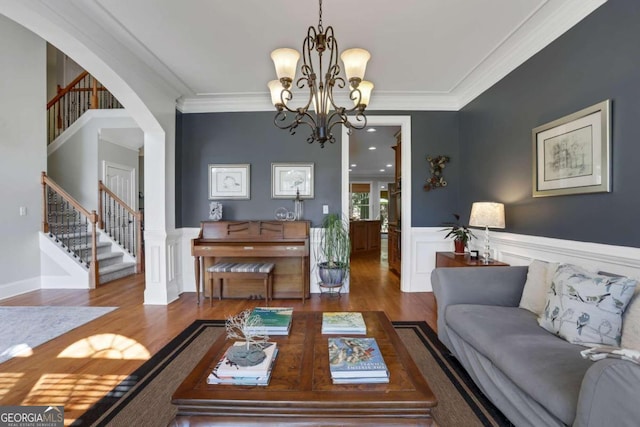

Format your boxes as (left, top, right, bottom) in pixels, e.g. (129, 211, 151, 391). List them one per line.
(271, 162, 314, 199)
(532, 100, 611, 197)
(208, 164, 250, 200)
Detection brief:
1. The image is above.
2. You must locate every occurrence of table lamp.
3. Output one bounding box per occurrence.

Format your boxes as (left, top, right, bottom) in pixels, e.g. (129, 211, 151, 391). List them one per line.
(469, 202, 505, 263)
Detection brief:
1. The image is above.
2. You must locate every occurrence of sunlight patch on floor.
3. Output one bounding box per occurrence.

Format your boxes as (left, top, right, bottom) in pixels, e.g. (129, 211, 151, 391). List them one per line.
(0, 373, 24, 400)
(1, 343, 33, 359)
(57, 333, 150, 359)
(22, 373, 128, 410)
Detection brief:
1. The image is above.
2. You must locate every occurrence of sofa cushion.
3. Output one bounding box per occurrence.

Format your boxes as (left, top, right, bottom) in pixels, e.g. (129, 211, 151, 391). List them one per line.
(622, 286, 640, 351)
(519, 259, 558, 315)
(445, 304, 593, 425)
(538, 264, 637, 347)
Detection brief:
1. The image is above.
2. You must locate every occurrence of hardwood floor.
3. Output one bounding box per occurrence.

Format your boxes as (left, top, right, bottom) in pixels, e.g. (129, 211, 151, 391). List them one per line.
(0, 250, 437, 425)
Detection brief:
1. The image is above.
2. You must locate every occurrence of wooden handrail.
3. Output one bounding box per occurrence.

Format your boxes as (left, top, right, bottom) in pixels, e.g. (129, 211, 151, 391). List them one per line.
(47, 71, 89, 109)
(41, 171, 99, 288)
(98, 181, 142, 219)
(98, 180, 144, 274)
(42, 171, 94, 220)
(47, 71, 123, 144)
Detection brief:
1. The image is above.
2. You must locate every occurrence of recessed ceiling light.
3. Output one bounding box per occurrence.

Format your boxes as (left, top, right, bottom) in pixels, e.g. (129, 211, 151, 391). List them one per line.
(381, 185, 385, 189)
(367, 128, 377, 133)
(348, 169, 352, 172)
(386, 164, 392, 168)
(379, 169, 385, 172)
(369, 146, 376, 150)
(351, 164, 357, 167)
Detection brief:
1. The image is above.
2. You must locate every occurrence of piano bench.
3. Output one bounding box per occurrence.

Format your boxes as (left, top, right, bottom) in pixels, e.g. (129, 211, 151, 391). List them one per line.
(206, 262, 275, 307)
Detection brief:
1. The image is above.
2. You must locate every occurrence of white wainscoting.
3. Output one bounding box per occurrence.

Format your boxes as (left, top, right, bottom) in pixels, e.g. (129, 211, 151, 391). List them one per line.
(179, 227, 640, 296)
(485, 232, 640, 279)
(410, 228, 640, 292)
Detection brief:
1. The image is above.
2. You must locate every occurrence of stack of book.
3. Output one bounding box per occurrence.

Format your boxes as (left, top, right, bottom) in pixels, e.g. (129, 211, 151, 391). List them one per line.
(328, 337, 389, 384)
(207, 341, 278, 386)
(246, 307, 293, 336)
(322, 312, 366, 334)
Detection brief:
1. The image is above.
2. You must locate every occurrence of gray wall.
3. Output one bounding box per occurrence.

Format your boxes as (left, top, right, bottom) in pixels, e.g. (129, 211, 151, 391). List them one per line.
(176, 111, 343, 227)
(0, 16, 46, 287)
(458, 0, 640, 248)
(176, 111, 460, 228)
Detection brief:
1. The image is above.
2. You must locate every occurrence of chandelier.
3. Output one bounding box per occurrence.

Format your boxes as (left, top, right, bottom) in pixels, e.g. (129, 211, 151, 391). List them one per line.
(268, 0, 373, 148)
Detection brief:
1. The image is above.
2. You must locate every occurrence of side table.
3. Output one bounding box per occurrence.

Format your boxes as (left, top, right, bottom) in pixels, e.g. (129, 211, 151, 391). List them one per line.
(435, 252, 510, 268)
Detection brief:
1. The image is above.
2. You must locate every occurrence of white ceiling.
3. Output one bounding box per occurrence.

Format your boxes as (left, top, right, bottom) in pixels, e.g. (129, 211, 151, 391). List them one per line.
(40, 0, 600, 174)
(16, 0, 604, 171)
(78, 0, 604, 112)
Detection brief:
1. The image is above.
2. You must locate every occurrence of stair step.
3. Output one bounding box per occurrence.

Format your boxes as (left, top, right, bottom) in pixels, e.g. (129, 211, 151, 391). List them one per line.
(97, 251, 124, 268)
(99, 262, 137, 285)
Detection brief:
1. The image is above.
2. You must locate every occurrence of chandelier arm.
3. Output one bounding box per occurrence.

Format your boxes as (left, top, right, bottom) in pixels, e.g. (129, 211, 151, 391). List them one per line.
(273, 109, 318, 133)
(270, 0, 370, 147)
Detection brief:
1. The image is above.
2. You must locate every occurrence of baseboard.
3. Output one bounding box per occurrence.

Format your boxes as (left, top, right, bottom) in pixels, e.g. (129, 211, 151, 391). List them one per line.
(0, 277, 41, 301)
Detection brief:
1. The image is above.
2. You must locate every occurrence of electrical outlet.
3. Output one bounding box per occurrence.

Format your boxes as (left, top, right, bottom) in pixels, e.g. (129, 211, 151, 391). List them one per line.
(322, 205, 329, 214)
(19, 206, 27, 216)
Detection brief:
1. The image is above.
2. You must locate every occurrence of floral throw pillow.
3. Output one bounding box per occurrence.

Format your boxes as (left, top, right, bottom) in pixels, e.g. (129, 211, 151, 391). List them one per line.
(538, 264, 638, 347)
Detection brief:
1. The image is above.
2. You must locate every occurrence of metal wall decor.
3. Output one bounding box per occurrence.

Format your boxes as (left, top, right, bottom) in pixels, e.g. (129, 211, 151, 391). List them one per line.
(268, 0, 374, 147)
(424, 155, 450, 191)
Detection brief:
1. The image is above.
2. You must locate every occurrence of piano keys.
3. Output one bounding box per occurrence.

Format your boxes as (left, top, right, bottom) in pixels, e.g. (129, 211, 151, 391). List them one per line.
(191, 220, 310, 303)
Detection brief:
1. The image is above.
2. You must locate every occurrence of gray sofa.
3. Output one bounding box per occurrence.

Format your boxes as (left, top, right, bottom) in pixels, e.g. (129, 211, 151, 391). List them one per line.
(432, 266, 640, 427)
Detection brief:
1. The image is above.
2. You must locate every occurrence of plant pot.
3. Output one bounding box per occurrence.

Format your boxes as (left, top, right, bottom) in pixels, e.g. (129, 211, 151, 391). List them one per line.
(318, 262, 348, 285)
(454, 239, 466, 254)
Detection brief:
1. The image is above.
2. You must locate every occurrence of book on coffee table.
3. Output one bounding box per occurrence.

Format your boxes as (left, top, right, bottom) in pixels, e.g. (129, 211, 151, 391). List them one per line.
(207, 348, 279, 386)
(213, 341, 278, 378)
(246, 307, 293, 336)
(322, 312, 366, 334)
(328, 337, 389, 380)
(332, 376, 390, 384)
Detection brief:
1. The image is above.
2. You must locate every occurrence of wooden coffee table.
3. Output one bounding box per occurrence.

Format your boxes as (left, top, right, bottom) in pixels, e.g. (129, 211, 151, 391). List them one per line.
(172, 311, 437, 426)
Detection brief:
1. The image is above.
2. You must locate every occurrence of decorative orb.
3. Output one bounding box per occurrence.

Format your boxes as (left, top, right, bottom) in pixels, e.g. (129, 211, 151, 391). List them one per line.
(275, 207, 288, 221)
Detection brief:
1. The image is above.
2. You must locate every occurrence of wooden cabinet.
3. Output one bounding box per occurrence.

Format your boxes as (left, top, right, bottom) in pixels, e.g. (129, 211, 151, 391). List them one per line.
(350, 220, 381, 254)
(388, 225, 401, 275)
(435, 252, 509, 268)
(388, 131, 402, 276)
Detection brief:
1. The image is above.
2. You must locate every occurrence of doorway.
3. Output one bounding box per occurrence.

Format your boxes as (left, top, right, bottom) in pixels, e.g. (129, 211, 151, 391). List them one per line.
(342, 116, 412, 292)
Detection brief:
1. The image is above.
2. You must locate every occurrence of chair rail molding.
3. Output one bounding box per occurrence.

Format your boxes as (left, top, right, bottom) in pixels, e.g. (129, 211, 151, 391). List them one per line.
(411, 227, 640, 292)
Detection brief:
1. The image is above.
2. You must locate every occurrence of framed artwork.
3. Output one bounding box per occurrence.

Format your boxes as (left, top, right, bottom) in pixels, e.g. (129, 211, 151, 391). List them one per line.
(208, 164, 250, 200)
(271, 163, 314, 199)
(532, 100, 611, 197)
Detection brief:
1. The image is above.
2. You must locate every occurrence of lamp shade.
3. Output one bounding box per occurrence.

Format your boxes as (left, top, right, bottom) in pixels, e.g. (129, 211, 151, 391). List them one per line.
(271, 48, 300, 82)
(469, 202, 505, 229)
(268, 80, 285, 106)
(340, 48, 371, 82)
(353, 80, 374, 107)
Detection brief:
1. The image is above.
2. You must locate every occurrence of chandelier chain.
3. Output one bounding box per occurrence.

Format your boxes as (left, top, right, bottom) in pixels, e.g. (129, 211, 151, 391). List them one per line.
(318, 0, 323, 33)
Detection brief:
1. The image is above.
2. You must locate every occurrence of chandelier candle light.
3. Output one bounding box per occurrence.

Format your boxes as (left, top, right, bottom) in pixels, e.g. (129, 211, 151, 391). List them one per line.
(268, 0, 373, 148)
(469, 202, 505, 263)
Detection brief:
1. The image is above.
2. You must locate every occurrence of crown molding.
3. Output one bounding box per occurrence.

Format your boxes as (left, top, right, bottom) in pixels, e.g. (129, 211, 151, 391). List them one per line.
(455, 0, 607, 108)
(176, 91, 460, 114)
(177, 0, 607, 114)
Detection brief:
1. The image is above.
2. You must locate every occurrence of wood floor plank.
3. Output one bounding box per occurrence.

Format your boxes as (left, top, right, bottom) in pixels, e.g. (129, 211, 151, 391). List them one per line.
(0, 249, 437, 424)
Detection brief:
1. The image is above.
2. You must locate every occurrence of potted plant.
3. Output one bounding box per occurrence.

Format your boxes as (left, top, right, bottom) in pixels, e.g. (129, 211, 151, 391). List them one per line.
(441, 214, 475, 254)
(316, 213, 351, 286)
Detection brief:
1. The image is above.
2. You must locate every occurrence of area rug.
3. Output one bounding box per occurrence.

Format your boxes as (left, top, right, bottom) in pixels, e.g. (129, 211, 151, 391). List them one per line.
(74, 320, 513, 427)
(0, 306, 117, 364)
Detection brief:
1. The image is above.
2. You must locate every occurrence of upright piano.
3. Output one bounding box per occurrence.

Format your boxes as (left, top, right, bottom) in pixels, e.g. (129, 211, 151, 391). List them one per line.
(192, 220, 310, 302)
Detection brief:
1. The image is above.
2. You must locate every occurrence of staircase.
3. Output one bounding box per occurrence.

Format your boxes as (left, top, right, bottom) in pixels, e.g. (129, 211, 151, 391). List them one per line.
(41, 172, 142, 287)
(46, 214, 137, 285)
